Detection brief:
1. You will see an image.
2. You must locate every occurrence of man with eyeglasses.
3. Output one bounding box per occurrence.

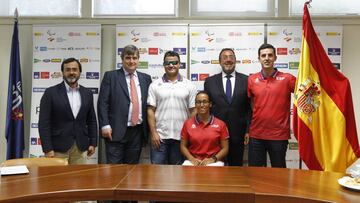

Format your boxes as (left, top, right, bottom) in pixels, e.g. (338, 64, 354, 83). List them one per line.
(204, 48, 252, 166)
(98, 45, 152, 168)
(147, 50, 197, 165)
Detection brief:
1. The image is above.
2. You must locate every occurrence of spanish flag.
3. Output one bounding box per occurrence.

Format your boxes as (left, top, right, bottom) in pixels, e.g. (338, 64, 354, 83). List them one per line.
(293, 2, 360, 172)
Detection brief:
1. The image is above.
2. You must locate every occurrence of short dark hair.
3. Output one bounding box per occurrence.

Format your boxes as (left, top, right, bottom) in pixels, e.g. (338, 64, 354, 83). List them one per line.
(61, 57, 82, 72)
(121, 45, 140, 60)
(196, 90, 212, 103)
(163, 51, 180, 62)
(258, 43, 276, 57)
(219, 48, 236, 61)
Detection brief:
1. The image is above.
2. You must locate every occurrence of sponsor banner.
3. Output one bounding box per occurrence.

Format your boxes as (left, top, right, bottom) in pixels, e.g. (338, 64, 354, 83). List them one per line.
(30, 25, 101, 163)
(189, 25, 264, 90)
(116, 25, 188, 79)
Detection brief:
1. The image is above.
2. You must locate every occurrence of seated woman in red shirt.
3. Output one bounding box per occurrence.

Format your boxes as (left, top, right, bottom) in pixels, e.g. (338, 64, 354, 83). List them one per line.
(180, 91, 229, 166)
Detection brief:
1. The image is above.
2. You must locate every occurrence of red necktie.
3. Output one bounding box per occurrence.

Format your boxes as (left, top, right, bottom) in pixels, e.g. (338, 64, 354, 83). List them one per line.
(130, 73, 139, 126)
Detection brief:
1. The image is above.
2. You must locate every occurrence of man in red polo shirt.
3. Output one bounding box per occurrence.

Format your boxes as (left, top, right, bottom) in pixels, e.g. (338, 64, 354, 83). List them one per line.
(247, 43, 296, 168)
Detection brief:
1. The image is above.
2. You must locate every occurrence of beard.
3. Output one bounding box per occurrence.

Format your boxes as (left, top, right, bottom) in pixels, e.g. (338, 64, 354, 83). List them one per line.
(64, 76, 79, 86)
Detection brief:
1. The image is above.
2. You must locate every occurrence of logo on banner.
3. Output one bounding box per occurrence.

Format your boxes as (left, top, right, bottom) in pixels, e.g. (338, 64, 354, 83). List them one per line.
(328, 48, 341, 55)
(199, 74, 209, 81)
(131, 29, 140, 42)
(191, 74, 198, 81)
(34, 58, 41, 63)
(51, 72, 62, 78)
(277, 48, 288, 55)
(86, 72, 99, 79)
(86, 32, 99, 36)
(289, 48, 301, 55)
(138, 61, 149, 69)
(118, 48, 123, 56)
(333, 63, 341, 69)
(51, 58, 62, 63)
(153, 32, 166, 36)
(248, 32, 262, 36)
(172, 32, 186, 36)
(47, 30, 56, 42)
(118, 32, 126, 36)
(31, 138, 37, 145)
(191, 60, 199, 65)
(80, 58, 89, 63)
(148, 48, 159, 55)
(87, 88, 99, 94)
(326, 32, 341, 36)
(33, 87, 46, 92)
(274, 63, 288, 69)
(173, 48, 186, 55)
(180, 63, 186, 69)
(289, 62, 299, 69)
(282, 28, 293, 42)
(68, 32, 81, 36)
(229, 32, 242, 36)
(205, 30, 215, 42)
(139, 48, 147, 54)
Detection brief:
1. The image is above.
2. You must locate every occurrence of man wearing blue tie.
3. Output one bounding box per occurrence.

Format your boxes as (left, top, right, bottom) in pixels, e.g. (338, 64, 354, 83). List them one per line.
(204, 48, 252, 166)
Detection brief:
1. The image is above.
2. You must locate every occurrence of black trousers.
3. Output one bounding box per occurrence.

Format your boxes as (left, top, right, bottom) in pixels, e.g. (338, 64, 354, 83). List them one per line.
(248, 137, 288, 168)
(105, 124, 143, 164)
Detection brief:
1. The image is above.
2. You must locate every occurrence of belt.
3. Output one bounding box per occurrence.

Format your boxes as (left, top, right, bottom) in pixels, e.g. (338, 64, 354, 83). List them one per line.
(127, 124, 143, 129)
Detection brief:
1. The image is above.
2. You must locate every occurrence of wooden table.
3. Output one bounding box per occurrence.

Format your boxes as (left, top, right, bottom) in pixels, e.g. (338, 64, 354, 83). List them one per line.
(0, 164, 359, 202)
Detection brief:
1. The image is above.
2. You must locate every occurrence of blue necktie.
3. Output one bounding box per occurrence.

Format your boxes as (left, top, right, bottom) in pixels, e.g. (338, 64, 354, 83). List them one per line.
(226, 74, 232, 103)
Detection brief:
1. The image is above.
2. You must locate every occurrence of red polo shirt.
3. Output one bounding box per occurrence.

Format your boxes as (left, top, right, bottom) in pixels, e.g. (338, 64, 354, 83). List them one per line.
(181, 115, 229, 160)
(247, 69, 296, 140)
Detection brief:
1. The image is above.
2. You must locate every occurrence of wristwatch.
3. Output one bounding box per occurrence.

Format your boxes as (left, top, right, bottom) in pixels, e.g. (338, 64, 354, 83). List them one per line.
(211, 155, 218, 162)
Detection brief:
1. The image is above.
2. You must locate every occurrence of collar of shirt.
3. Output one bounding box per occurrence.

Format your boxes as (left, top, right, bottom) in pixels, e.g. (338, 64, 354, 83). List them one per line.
(64, 81, 80, 92)
(162, 73, 183, 82)
(195, 114, 214, 126)
(123, 68, 138, 78)
(222, 71, 236, 78)
(259, 68, 279, 80)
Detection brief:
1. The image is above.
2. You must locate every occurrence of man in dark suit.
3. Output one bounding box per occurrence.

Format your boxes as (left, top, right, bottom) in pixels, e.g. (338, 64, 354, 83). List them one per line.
(39, 57, 97, 165)
(204, 48, 252, 166)
(98, 45, 152, 165)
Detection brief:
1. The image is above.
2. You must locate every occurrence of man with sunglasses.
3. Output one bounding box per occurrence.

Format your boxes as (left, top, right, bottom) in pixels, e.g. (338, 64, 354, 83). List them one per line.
(147, 51, 197, 165)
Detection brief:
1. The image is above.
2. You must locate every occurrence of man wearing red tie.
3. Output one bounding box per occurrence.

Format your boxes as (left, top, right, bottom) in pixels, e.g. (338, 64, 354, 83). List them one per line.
(98, 45, 152, 165)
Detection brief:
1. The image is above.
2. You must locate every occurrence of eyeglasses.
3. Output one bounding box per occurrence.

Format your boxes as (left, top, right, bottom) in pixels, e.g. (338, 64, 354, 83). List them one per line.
(195, 100, 210, 105)
(163, 61, 179, 66)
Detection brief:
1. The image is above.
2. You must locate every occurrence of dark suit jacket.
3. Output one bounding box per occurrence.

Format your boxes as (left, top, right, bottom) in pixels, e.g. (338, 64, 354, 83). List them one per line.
(97, 69, 152, 142)
(38, 82, 98, 153)
(204, 72, 251, 144)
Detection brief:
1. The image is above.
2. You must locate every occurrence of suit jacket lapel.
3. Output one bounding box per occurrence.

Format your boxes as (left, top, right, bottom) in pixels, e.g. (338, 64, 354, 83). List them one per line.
(233, 72, 242, 100)
(216, 73, 230, 104)
(138, 72, 147, 105)
(117, 69, 130, 99)
(77, 86, 86, 118)
(58, 82, 75, 119)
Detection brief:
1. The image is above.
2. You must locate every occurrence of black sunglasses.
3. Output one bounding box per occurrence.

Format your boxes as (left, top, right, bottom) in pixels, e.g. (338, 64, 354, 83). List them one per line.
(163, 61, 179, 66)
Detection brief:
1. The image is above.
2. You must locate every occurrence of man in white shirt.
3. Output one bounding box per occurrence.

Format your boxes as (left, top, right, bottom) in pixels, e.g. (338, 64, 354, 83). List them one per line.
(39, 58, 97, 164)
(147, 51, 197, 165)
